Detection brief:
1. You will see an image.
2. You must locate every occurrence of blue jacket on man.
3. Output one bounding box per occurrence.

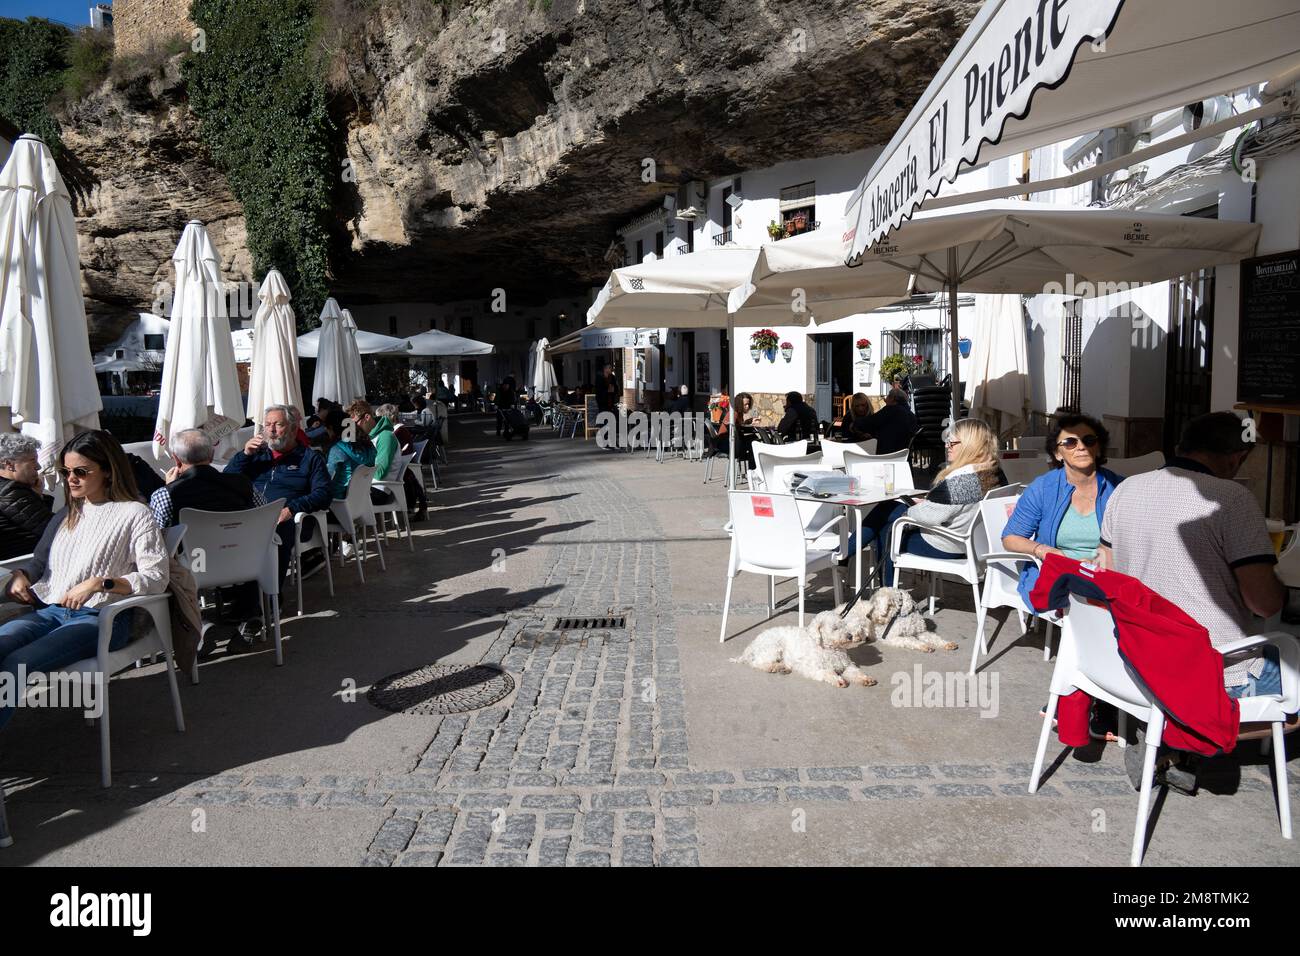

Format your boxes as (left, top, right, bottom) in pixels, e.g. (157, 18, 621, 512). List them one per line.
(223, 442, 332, 517)
(1002, 465, 1124, 609)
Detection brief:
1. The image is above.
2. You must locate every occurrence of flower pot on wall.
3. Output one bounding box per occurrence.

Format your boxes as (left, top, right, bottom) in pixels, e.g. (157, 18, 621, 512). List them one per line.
(958, 337, 972, 359)
(763, 347, 777, 362)
(858, 347, 872, 362)
(780, 346, 793, 362)
(750, 348, 761, 362)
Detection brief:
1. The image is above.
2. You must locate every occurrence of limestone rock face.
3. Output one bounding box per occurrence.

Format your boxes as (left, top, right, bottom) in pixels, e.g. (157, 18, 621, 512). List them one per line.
(56, 0, 979, 337)
(330, 0, 979, 304)
(57, 61, 253, 350)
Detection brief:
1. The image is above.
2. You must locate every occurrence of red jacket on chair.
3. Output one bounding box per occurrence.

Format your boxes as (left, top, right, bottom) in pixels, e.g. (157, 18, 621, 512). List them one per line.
(1029, 554, 1239, 756)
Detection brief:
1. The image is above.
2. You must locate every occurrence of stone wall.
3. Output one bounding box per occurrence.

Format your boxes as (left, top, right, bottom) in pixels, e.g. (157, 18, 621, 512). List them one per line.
(113, 0, 193, 59)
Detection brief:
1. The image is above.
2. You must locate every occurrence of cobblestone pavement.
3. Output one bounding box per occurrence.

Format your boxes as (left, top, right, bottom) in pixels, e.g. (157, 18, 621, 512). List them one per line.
(3, 419, 1296, 867)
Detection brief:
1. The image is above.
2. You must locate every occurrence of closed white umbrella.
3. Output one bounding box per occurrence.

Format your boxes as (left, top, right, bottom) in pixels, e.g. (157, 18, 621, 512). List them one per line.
(531, 338, 558, 398)
(154, 220, 243, 457)
(246, 268, 303, 424)
(965, 294, 1029, 440)
(340, 308, 367, 403)
(0, 134, 101, 464)
(309, 297, 356, 405)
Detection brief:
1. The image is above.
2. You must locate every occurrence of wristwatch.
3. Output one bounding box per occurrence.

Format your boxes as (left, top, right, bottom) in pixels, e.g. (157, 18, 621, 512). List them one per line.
(102, 578, 115, 593)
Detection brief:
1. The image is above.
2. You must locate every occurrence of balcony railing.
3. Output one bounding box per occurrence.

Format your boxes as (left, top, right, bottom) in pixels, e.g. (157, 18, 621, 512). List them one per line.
(779, 218, 819, 239)
(713, 228, 733, 246)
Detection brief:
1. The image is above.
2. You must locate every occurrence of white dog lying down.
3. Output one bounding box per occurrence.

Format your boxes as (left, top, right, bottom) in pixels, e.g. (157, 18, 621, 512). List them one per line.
(731, 587, 957, 688)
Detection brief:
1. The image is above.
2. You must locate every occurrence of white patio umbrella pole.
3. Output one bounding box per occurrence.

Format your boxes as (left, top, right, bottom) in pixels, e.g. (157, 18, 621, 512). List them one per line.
(727, 314, 735, 490)
(947, 247, 962, 427)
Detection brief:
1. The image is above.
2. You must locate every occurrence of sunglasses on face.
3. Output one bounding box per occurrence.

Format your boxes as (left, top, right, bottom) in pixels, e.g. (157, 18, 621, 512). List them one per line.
(1057, 435, 1099, 450)
(58, 466, 98, 479)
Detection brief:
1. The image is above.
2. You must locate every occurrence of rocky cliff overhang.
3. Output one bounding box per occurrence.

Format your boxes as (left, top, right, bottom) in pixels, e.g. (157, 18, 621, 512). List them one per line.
(334, 0, 980, 305)
(57, 0, 979, 343)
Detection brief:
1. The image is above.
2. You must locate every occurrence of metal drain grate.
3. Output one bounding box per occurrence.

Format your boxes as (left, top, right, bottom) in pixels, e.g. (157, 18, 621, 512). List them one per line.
(553, 615, 627, 630)
(367, 663, 515, 715)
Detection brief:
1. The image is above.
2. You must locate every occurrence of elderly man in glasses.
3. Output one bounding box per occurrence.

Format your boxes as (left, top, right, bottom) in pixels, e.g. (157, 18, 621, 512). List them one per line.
(0, 433, 54, 561)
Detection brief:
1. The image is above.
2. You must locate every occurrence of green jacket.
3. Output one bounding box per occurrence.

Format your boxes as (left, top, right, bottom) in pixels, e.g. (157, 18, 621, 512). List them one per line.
(370, 416, 399, 480)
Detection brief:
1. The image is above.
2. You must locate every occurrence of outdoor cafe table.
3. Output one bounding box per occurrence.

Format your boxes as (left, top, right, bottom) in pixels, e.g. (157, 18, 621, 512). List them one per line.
(800, 486, 927, 599)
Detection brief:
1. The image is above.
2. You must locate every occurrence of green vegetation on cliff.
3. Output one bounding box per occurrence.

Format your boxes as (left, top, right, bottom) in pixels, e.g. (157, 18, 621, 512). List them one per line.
(0, 17, 71, 150)
(184, 0, 335, 325)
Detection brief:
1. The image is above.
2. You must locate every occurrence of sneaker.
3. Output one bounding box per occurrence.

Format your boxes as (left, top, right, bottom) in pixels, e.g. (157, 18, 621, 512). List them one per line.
(341, 540, 356, 560)
(1124, 735, 1199, 795)
(239, 618, 264, 642)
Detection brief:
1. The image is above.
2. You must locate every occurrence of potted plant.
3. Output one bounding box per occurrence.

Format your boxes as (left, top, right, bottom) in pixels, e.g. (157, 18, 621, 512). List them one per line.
(750, 328, 779, 362)
(856, 337, 872, 362)
(780, 341, 794, 362)
(879, 352, 910, 385)
(767, 220, 784, 241)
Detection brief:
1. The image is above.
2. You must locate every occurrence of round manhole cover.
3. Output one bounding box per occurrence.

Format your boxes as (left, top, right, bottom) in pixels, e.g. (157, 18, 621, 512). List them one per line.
(367, 663, 515, 715)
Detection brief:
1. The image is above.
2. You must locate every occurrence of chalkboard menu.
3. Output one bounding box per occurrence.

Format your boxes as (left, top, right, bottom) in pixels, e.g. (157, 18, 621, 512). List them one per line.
(1237, 249, 1300, 404)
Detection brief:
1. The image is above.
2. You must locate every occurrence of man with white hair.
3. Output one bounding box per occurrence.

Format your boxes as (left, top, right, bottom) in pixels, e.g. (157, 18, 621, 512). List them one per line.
(0, 433, 53, 560)
(149, 428, 263, 529)
(224, 404, 332, 586)
(151, 428, 265, 654)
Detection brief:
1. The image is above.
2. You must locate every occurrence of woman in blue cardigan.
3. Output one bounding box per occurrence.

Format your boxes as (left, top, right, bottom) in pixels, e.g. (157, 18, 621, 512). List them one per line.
(1001, 413, 1126, 611)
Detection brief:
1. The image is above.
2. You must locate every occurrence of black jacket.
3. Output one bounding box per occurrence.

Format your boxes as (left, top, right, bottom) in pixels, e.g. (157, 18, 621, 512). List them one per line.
(778, 401, 818, 442)
(223, 443, 332, 516)
(0, 478, 54, 560)
(158, 465, 258, 528)
(861, 403, 919, 455)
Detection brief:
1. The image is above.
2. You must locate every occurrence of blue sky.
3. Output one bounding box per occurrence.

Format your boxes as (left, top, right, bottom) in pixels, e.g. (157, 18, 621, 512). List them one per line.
(0, 0, 101, 29)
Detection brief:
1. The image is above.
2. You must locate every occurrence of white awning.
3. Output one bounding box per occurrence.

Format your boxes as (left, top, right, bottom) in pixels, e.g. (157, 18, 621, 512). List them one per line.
(843, 0, 1300, 259)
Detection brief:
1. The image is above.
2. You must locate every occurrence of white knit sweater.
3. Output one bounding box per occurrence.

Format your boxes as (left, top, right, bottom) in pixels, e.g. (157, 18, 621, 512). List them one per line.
(32, 500, 169, 608)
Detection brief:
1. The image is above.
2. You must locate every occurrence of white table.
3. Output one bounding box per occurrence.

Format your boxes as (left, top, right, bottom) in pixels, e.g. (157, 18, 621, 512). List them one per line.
(804, 487, 927, 598)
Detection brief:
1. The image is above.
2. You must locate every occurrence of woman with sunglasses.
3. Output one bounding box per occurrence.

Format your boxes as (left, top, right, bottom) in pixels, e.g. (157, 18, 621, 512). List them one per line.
(1001, 413, 1125, 608)
(0, 431, 169, 731)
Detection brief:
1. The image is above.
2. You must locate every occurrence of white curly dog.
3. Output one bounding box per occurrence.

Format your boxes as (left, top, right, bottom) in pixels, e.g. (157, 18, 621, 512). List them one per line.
(731, 587, 957, 687)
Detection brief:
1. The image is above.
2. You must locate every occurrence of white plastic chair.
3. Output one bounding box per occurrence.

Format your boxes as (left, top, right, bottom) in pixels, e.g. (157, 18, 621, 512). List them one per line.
(719, 491, 845, 642)
(47, 526, 188, 788)
(1277, 524, 1299, 589)
(997, 452, 1052, 487)
(291, 508, 335, 614)
(972, 493, 1064, 672)
(373, 452, 415, 552)
(327, 465, 386, 581)
(1029, 591, 1299, 865)
(842, 449, 913, 492)
(889, 484, 1022, 669)
(1106, 451, 1165, 477)
(179, 500, 287, 671)
(819, 438, 876, 470)
(751, 446, 815, 492)
(120, 441, 171, 479)
(410, 439, 438, 492)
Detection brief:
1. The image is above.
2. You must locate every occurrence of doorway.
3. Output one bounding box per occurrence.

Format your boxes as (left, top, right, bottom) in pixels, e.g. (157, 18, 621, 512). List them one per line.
(811, 332, 852, 421)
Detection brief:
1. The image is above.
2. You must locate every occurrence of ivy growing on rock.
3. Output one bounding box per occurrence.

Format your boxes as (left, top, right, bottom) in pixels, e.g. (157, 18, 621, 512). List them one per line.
(184, 0, 335, 326)
(0, 17, 72, 152)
